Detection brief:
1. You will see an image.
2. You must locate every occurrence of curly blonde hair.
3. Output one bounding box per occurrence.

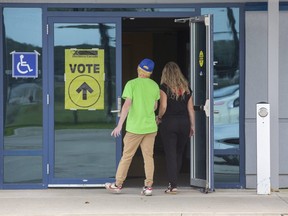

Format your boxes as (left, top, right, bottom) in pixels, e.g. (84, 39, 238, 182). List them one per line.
(160, 61, 190, 100)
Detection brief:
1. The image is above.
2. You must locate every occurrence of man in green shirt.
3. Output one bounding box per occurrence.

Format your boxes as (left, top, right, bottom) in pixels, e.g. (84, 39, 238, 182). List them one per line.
(105, 58, 160, 196)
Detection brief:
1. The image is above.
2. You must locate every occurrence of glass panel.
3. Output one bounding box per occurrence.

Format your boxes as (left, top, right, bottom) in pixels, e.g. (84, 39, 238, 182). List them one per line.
(53, 22, 116, 179)
(193, 21, 208, 182)
(4, 156, 42, 183)
(3, 8, 43, 150)
(201, 7, 240, 150)
(214, 155, 240, 183)
(202, 7, 240, 186)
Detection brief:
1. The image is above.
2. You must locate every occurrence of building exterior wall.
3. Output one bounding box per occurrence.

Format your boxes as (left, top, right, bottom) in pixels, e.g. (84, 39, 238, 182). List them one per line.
(1, 0, 288, 189)
(279, 11, 288, 188)
(245, 8, 288, 189)
(0, 2, 245, 189)
(245, 11, 268, 188)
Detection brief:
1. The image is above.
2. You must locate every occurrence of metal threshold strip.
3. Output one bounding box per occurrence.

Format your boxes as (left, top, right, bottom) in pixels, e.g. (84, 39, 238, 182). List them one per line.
(48, 184, 105, 188)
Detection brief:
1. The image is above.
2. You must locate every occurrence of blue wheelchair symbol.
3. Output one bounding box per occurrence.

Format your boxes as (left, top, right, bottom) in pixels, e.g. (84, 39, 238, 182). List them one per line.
(17, 54, 33, 74)
(11, 51, 40, 78)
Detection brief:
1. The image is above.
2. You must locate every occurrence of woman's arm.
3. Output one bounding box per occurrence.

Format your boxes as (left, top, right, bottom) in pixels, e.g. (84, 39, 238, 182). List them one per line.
(157, 90, 167, 124)
(187, 96, 195, 137)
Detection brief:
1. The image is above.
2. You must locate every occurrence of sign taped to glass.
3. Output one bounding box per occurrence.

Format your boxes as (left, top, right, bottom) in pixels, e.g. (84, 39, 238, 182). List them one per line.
(11, 50, 40, 79)
(65, 49, 105, 110)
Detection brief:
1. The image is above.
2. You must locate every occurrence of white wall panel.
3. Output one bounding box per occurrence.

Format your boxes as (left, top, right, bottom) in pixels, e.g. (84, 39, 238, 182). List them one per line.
(245, 11, 268, 189)
(279, 13, 288, 179)
(279, 11, 288, 119)
(245, 11, 268, 119)
(279, 121, 288, 174)
(245, 120, 257, 188)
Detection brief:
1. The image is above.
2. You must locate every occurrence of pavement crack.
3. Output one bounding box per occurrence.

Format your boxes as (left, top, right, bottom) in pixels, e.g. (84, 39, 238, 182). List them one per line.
(276, 192, 288, 205)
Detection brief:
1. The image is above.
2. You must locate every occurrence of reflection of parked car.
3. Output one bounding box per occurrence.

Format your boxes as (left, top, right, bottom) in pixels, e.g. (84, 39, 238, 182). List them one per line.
(214, 84, 239, 125)
(8, 83, 42, 105)
(214, 84, 239, 151)
(214, 123, 239, 150)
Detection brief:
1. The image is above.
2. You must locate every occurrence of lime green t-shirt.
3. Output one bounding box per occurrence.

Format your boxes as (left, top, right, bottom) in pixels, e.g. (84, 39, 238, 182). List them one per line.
(122, 77, 160, 134)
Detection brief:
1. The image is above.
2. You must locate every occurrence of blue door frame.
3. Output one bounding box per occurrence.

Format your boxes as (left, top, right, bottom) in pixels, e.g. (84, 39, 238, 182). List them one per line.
(43, 8, 199, 187)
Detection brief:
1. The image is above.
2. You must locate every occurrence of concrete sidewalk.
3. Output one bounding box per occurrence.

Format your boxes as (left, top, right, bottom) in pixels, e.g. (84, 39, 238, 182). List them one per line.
(0, 187, 288, 216)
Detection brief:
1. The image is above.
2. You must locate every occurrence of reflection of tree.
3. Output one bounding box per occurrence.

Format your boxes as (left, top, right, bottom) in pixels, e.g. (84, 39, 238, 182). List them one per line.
(227, 7, 239, 70)
(214, 8, 240, 82)
(99, 23, 113, 121)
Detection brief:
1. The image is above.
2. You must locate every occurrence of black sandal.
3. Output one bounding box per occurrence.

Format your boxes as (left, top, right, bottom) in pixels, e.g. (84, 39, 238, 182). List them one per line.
(165, 186, 178, 194)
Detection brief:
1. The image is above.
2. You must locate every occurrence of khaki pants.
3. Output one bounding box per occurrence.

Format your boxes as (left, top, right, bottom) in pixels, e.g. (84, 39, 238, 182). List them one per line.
(115, 132, 157, 187)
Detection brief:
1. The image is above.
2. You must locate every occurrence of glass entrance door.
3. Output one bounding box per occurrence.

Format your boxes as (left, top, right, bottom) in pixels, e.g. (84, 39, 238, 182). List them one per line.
(191, 15, 214, 192)
(176, 15, 214, 192)
(47, 17, 121, 186)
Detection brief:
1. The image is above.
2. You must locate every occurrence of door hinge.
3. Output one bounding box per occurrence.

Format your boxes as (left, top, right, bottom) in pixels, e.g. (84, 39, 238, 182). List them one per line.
(47, 94, 50, 105)
(46, 164, 50, 175)
(46, 24, 49, 35)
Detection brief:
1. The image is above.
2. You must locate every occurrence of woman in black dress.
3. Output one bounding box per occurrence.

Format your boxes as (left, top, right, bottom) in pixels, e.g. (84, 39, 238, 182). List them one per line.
(157, 61, 195, 194)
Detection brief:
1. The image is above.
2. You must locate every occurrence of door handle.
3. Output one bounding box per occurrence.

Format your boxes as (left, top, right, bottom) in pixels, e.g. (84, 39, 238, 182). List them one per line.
(194, 105, 204, 111)
(110, 109, 120, 113)
(110, 97, 121, 117)
(203, 99, 210, 117)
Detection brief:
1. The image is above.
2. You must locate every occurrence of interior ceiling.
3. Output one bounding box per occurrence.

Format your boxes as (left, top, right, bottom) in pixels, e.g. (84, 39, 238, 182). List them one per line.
(122, 18, 188, 32)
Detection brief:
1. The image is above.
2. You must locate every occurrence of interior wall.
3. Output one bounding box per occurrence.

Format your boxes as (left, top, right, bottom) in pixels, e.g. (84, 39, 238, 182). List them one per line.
(122, 32, 153, 86)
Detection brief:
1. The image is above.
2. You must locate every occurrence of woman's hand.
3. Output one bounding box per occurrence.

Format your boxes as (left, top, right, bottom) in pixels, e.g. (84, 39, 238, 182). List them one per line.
(189, 125, 195, 137)
(156, 116, 162, 125)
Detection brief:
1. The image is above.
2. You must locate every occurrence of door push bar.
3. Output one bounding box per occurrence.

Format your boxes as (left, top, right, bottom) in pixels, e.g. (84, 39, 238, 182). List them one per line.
(194, 99, 210, 117)
(110, 97, 121, 117)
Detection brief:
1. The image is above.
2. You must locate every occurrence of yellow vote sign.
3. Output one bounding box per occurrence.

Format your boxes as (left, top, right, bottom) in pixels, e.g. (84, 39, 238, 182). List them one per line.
(65, 49, 105, 110)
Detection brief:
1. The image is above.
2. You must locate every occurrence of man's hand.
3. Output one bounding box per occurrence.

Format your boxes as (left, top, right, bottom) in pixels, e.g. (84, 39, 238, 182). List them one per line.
(111, 125, 122, 137)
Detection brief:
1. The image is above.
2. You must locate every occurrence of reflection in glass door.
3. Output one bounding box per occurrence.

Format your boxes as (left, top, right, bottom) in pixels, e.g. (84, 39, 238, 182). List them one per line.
(202, 8, 242, 187)
(47, 17, 120, 186)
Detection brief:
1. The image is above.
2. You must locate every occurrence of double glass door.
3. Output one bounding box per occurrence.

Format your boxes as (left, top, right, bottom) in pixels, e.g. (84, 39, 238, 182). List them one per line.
(47, 17, 121, 186)
(46, 15, 213, 188)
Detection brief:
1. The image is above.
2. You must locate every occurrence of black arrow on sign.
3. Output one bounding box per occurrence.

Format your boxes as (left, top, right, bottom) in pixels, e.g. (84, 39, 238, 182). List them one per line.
(76, 82, 94, 100)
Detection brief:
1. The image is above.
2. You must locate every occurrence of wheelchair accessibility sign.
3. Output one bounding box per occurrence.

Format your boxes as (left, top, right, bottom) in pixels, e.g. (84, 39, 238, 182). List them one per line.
(11, 51, 40, 78)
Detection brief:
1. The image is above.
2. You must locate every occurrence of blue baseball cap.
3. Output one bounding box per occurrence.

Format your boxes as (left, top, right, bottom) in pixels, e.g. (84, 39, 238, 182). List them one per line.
(138, 58, 155, 73)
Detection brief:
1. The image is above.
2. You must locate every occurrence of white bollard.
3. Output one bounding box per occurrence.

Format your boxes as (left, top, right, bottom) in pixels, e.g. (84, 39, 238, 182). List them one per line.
(256, 103, 271, 195)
